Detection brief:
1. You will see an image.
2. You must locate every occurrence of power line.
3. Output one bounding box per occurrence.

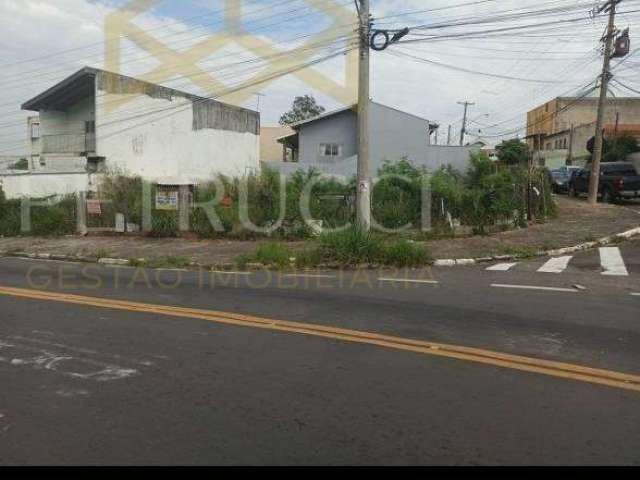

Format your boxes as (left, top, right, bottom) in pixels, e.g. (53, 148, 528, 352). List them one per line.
(0, 0, 325, 70)
(0, 0, 356, 90)
(387, 49, 581, 84)
(0, 30, 358, 130)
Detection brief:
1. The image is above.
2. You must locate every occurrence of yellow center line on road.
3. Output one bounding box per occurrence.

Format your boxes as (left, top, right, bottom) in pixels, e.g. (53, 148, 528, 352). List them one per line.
(1, 285, 640, 393)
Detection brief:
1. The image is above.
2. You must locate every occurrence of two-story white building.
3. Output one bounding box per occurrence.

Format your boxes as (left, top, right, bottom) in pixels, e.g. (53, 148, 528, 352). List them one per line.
(1, 67, 260, 199)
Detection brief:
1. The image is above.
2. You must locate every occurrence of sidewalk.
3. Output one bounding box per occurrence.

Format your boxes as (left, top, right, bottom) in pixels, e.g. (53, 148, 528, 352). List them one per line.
(0, 197, 638, 267)
(425, 197, 640, 260)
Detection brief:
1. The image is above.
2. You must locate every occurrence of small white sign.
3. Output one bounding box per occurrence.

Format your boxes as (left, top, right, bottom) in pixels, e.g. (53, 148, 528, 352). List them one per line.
(115, 213, 125, 233)
(155, 190, 179, 210)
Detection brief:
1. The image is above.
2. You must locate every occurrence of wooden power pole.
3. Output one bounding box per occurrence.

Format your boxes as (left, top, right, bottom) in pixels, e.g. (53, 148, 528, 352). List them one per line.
(356, 0, 371, 230)
(458, 101, 475, 146)
(588, 0, 619, 205)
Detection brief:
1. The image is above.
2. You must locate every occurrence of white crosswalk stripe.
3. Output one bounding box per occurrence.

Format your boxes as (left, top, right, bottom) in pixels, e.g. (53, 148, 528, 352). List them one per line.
(486, 263, 518, 271)
(600, 247, 629, 276)
(483, 247, 634, 277)
(537, 256, 573, 274)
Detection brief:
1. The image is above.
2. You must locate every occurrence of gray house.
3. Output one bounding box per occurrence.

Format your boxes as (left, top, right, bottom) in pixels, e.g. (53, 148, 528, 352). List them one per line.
(263, 101, 478, 177)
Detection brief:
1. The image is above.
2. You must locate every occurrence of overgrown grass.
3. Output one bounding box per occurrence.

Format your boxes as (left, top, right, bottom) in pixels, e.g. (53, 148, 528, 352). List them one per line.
(497, 244, 541, 258)
(315, 227, 431, 267)
(150, 211, 178, 238)
(381, 239, 431, 267)
(294, 248, 323, 269)
(317, 227, 384, 265)
(1, 155, 557, 242)
(253, 243, 293, 267)
(0, 194, 76, 237)
(145, 256, 191, 269)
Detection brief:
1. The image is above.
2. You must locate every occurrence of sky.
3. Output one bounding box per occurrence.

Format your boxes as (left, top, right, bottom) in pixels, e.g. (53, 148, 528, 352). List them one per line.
(0, 0, 638, 155)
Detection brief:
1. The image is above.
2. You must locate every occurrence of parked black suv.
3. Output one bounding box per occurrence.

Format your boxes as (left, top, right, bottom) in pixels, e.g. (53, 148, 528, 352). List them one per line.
(569, 162, 640, 202)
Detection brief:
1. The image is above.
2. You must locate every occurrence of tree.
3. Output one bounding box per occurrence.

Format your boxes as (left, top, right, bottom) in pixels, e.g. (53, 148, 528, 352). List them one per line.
(602, 134, 640, 163)
(279, 95, 326, 126)
(9, 158, 29, 170)
(496, 138, 529, 166)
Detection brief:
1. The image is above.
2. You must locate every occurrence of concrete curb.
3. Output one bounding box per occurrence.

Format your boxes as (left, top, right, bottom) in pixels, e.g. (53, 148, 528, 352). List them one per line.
(431, 226, 640, 267)
(1, 226, 639, 271)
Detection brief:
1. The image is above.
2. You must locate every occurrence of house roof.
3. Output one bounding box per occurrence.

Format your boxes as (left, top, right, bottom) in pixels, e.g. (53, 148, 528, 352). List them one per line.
(21, 67, 258, 117)
(22, 67, 100, 111)
(287, 101, 438, 129)
(289, 104, 358, 128)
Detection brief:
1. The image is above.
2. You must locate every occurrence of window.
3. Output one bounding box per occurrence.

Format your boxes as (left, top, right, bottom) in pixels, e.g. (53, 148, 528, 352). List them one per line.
(39, 156, 46, 167)
(85, 121, 96, 134)
(30, 123, 40, 139)
(603, 164, 637, 176)
(319, 143, 342, 157)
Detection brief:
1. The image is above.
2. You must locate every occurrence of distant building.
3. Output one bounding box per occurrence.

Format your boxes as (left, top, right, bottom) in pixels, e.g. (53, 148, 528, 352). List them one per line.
(1, 67, 260, 199)
(525, 96, 640, 169)
(260, 126, 294, 162)
(27, 116, 41, 170)
(263, 101, 479, 178)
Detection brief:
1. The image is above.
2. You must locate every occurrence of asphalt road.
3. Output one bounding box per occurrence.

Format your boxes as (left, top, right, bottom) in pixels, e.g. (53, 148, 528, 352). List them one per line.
(1, 243, 640, 465)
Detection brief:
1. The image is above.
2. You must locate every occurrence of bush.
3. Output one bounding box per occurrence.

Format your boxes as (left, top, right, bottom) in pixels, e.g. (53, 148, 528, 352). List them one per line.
(317, 226, 384, 265)
(30, 196, 77, 236)
(150, 210, 178, 237)
(430, 166, 463, 230)
(602, 134, 639, 163)
(254, 243, 293, 267)
(99, 173, 143, 227)
(294, 248, 324, 269)
(496, 138, 529, 166)
(373, 159, 424, 229)
(0, 195, 76, 237)
(0, 197, 21, 236)
(381, 240, 431, 267)
(308, 227, 432, 267)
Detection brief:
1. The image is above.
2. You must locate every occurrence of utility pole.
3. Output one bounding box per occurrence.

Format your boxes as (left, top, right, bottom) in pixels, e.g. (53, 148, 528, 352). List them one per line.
(356, 0, 371, 230)
(458, 101, 475, 146)
(447, 125, 452, 146)
(588, 0, 619, 205)
(567, 124, 575, 165)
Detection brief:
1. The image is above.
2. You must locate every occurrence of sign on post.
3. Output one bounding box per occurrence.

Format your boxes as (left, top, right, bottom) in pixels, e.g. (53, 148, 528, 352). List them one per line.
(86, 199, 102, 215)
(155, 189, 179, 211)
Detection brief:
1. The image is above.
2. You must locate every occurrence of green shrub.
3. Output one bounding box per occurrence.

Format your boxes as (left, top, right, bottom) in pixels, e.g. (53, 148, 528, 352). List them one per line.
(430, 166, 463, 229)
(254, 243, 293, 267)
(9, 158, 29, 170)
(317, 226, 384, 265)
(150, 210, 178, 237)
(99, 173, 143, 227)
(29, 196, 77, 236)
(146, 256, 190, 269)
(0, 194, 77, 237)
(602, 134, 639, 163)
(381, 240, 431, 267)
(496, 138, 530, 166)
(373, 159, 424, 230)
(498, 244, 540, 258)
(294, 248, 324, 269)
(0, 197, 21, 236)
